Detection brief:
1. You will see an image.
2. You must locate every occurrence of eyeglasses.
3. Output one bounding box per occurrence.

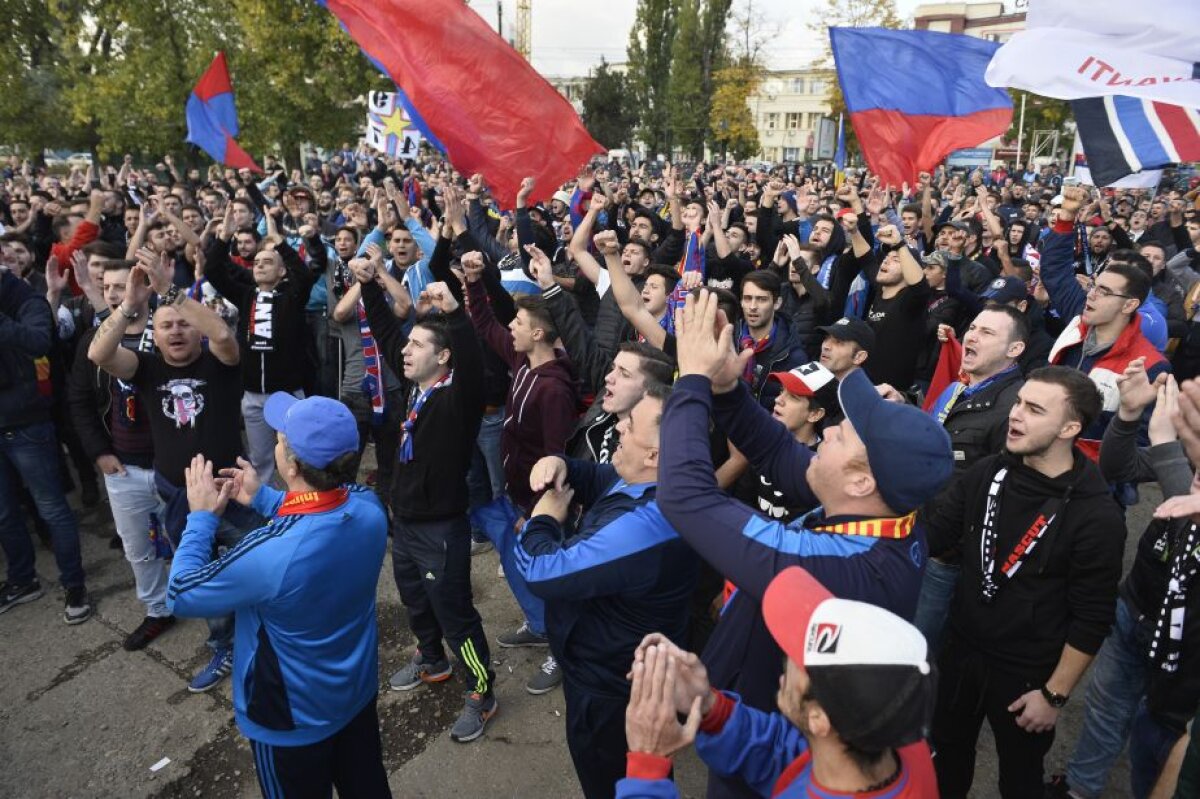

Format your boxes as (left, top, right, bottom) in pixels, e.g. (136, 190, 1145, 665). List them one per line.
(1086, 283, 1133, 300)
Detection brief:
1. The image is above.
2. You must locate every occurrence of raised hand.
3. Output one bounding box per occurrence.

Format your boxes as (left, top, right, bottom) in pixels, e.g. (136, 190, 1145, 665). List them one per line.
(347, 256, 377, 284)
(875, 224, 901, 246)
(185, 454, 233, 516)
(625, 644, 704, 758)
(424, 280, 460, 314)
(516, 176, 535, 207)
(215, 456, 260, 506)
(525, 244, 555, 290)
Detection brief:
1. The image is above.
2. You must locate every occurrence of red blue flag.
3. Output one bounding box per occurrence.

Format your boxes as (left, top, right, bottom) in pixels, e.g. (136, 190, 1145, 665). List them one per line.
(830, 28, 1011, 188)
(313, 0, 602, 208)
(663, 230, 705, 335)
(185, 52, 261, 173)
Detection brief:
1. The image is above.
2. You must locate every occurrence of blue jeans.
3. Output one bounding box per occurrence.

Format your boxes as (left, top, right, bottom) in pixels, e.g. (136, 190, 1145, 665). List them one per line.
(913, 558, 959, 655)
(470, 495, 546, 636)
(0, 421, 85, 589)
(1129, 698, 1182, 799)
(1066, 597, 1153, 798)
(467, 407, 506, 512)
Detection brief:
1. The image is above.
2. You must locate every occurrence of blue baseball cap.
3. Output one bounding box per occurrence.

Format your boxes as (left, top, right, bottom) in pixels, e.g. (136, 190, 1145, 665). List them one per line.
(837, 370, 953, 514)
(263, 394, 359, 469)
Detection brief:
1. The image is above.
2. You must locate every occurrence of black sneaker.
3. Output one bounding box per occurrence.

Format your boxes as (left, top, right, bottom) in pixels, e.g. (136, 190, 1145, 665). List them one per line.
(123, 615, 176, 651)
(63, 586, 92, 625)
(0, 581, 44, 615)
(526, 655, 562, 695)
(496, 622, 549, 648)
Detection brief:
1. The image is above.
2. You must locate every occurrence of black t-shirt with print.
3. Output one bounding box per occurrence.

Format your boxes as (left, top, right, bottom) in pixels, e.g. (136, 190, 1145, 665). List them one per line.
(133, 350, 244, 486)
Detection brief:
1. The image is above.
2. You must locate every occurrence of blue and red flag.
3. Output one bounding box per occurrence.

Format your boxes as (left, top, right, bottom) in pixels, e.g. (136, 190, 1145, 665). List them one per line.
(185, 52, 261, 173)
(830, 28, 1011, 189)
(663, 230, 705, 335)
(313, 0, 602, 208)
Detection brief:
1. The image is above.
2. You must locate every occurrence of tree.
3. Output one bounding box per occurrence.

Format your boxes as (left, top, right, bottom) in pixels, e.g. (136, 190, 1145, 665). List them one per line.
(807, 0, 903, 159)
(710, 63, 761, 160)
(1005, 89, 1073, 162)
(581, 59, 637, 148)
(230, 0, 382, 160)
(626, 0, 678, 157)
(667, 0, 708, 159)
(0, 0, 380, 167)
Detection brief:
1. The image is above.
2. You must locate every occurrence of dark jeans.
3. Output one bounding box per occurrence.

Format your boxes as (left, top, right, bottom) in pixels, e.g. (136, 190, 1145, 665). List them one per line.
(391, 515, 493, 695)
(0, 421, 85, 589)
(932, 634, 1055, 799)
(564, 686, 628, 799)
(250, 696, 391, 799)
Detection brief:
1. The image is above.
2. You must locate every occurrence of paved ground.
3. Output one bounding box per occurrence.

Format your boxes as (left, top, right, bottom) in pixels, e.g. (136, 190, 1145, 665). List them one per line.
(1, 456, 1145, 798)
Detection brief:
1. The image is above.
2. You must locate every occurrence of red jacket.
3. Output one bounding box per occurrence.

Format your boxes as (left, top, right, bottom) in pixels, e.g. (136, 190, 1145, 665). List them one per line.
(51, 219, 99, 297)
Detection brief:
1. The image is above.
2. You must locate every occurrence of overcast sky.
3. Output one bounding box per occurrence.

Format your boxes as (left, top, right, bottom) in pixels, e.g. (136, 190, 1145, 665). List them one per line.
(464, 0, 927, 77)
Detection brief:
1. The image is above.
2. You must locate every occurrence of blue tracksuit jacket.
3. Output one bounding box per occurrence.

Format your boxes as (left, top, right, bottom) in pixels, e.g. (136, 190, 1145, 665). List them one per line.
(516, 459, 698, 698)
(658, 377, 928, 717)
(167, 484, 388, 746)
(614, 692, 936, 798)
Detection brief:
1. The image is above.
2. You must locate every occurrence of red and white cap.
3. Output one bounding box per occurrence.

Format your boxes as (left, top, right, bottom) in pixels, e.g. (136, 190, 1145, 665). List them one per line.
(767, 362, 837, 400)
(763, 567, 934, 750)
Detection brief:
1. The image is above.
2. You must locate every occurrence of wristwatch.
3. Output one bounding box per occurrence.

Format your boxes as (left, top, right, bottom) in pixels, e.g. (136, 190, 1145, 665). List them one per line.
(117, 304, 139, 322)
(1041, 686, 1069, 708)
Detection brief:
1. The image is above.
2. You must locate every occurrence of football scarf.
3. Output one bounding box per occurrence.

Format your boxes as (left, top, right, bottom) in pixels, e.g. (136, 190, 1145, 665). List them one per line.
(398, 372, 453, 463)
(248, 289, 276, 353)
(1149, 520, 1200, 674)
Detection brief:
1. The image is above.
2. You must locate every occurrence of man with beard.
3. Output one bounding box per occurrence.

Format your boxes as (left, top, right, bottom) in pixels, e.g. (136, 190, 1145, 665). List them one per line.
(88, 248, 257, 692)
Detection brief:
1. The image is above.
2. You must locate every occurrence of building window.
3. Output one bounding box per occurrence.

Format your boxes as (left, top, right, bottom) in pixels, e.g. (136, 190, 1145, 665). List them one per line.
(783, 147, 801, 162)
(789, 78, 805, 93)
(785, 112, 801, 130)
(765, 112, 779, 130)
(809, 79, 827, 95)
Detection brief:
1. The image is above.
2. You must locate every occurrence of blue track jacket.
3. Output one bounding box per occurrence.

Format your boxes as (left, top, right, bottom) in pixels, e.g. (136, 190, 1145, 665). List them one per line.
(614, 692, 937, 798)
(168, 484, 388, 746)
(516, 459, 698, 698)
(658, 377, 928, 716)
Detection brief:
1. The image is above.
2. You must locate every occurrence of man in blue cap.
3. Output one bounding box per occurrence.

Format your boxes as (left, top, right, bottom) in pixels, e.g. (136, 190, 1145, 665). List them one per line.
(657, 290, 954, 799)
(167, 394, 391, 799)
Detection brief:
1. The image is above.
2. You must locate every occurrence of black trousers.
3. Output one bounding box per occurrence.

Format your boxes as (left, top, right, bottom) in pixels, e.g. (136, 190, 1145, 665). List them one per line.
(392, 514, 494, 695)
(564, 685, 628, 799)
(250, 696, 391, 799)
(932, 634, 1056, 799)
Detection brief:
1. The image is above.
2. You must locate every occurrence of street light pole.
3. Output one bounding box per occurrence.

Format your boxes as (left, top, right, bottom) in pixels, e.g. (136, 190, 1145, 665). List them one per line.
(1015, 92, 1027, 168)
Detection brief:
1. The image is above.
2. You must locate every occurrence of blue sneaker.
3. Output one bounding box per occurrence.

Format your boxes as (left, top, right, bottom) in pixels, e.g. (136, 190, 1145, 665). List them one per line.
(188, 648, 233, 693)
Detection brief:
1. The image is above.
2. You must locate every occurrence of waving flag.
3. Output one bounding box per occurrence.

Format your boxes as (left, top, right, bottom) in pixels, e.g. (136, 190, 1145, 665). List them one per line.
(830, 28, 1011, 189)
(985, 0, 1200, 108)
(314, 0, 602, 208)
(662, 230, 705, 335)
(185, 53, 261, 173)
(1071, 96, 1200, 186)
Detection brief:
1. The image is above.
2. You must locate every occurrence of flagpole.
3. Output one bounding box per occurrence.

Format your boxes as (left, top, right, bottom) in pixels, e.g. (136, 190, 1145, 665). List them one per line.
(1015, 93, 1026, 168)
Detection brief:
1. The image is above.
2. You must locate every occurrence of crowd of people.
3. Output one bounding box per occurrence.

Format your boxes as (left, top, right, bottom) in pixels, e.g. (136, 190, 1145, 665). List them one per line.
(2, 145, 1200, 799)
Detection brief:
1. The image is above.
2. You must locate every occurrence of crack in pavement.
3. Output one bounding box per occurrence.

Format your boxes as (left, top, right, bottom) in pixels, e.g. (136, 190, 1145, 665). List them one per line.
(25, 640, 122, 702)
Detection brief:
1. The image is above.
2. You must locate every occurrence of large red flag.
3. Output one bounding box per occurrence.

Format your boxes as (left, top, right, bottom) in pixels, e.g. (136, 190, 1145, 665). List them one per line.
(318, 0, 603, 208)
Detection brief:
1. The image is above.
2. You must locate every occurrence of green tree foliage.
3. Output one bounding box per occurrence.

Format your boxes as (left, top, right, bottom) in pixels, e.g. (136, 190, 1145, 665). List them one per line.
(667, 0, 733, 159)
(626, 0, 678, 157)
(0, 0, 380, 166)
(808, 0, 903, 158)
(667, 0, 708, 159)
(580, 59, 637, 149)
(710, 63, 762, 160)
(1005, 89, 1073, 149)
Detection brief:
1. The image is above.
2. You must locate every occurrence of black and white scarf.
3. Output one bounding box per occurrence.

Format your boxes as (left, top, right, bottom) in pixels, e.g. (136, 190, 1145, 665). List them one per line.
(1149, 520, 1200, 673)
(248, 289, 276, 352)
(979, 466, 1073, 603)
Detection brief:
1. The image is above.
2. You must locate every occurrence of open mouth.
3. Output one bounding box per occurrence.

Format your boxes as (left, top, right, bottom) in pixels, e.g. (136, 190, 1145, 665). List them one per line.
(963, 345, 978, 359)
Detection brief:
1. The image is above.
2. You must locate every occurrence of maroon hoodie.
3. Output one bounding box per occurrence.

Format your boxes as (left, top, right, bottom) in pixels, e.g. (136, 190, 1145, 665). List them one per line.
(466, 279, 581, 513)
